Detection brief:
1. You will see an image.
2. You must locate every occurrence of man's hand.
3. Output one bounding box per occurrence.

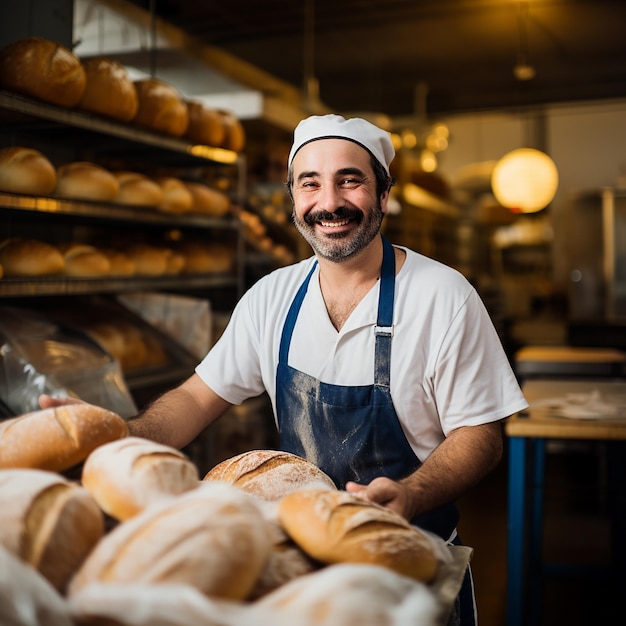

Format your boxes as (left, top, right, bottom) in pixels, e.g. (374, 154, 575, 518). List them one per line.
(345, 477, 415, 520)
(38, 394, 86, 409)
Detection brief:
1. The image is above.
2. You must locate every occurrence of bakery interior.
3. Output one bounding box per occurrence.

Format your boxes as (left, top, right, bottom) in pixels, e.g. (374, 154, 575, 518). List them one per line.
(1, 0, 625, 624)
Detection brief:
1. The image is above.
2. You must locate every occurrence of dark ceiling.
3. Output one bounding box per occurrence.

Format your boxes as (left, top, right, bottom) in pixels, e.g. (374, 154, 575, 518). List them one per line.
(124, 0, 626, 119)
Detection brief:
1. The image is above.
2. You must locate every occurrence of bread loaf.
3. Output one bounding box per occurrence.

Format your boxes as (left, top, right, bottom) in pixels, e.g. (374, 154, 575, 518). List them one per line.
(256, 562, 441, 626)
(133, 79, 189, 137)
(0, 237, 64, 276)
(0, 545, 73, 626)
(203, 449, 336, 501)
(126, 243, 170, 276)
(0, 469, 104, 593)
(68, 482, 272, 601)
(113, 171, 163, 206)
(155, 176, 193, 214)
(101, 249, 136, 276)
(185, 101, 226, 147)
(0, 146, 57, 195)
(54, 161, 119, 201)
(77, 57, 139, 122)
(186, 181, 230, 217)
(81, 437, 199, 521)
(179, 242, 233, 274)
(0, 37, 86, 107)
(163, 249, 186, 275)
(277, 489, 439, 583)
(0, 404, 128, 473)
(218, 110, 246, 152)
(59, 243, 111, 277)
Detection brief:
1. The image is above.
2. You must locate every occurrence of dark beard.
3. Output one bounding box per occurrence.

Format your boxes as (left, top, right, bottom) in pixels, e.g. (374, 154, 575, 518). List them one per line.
(292, 201, 384, 262)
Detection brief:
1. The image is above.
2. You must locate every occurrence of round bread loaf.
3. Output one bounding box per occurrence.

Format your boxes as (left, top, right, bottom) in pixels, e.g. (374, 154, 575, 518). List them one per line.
(185, 101, 226, 147)
(101, 249, 136, 276)
(0, 146, 57, 195)
(59, 243, 111, 277)
(0, 468, 104, 593)
(0, 404, 128, 473)
(203, 449, 336, 501)
(0, 37, 86, 107)
(133, 78, 189, 137)
(185, 181, 230, 216)
(256, 562, 441, 626)
(77, 57, 139, 122)
(277, 489, 439, 583)
(218, 110, 246, 152)
(126, 243, 170, 276)
(68, 482, 272, 601)
(0, 237, 64, 276)
(155, 176, 193, 214)
(113, 171, 163, 206)
(0, 545, 73, 626)
(54, 161, 119, 201)
(81, 436, 200, 521)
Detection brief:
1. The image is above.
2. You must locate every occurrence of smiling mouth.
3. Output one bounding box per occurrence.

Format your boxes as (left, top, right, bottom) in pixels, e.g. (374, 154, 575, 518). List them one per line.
(319, 219, 350, 227)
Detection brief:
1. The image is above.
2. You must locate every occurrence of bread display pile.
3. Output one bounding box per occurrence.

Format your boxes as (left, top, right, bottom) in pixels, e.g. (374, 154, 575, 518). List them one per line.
(0, 36, 246, 152)
(0, 435, 456, 626)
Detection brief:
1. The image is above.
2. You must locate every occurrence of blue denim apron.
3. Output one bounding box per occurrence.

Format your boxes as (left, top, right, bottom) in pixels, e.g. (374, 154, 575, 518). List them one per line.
(276, 235, 476, 624)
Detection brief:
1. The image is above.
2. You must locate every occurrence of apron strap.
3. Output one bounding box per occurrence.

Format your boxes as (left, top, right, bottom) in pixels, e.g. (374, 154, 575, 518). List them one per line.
(374, 236, 396, 388)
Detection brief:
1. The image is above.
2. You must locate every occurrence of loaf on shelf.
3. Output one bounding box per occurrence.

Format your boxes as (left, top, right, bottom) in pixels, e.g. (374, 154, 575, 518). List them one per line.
(0, 146, 57, 195)
(185, 181, 231, 216)
(54, 161, 120, 202)
(76, 57, 139, 122)
(113, 171, 164, 207)
(218, 109, 246, 152)
(0, 36, 86, 107)
(58, 243, 112, 277)
(184, 100, 226, 147)
(155, 176, 194, 214)
(132, 78, 189, 137)
(0, 238, 64, 276)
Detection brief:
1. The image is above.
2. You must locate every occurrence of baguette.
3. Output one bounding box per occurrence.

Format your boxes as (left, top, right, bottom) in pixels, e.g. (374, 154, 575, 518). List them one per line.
(0, 469, 104, 593)
(0, 404, 128, 473)
(81, 436, 200, 521)
(277, 489, 439, 582)
(203, 449, 335, 501)
(68, 482, 272, 601)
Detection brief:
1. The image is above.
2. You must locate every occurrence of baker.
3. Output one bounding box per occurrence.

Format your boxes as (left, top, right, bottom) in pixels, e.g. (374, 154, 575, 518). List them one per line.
(42, 114, 528, 624)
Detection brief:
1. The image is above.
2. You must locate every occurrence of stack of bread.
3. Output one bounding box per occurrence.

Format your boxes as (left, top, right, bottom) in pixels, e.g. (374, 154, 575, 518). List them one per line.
(0, 36, 246, 153)
(0, 418, 453, 626)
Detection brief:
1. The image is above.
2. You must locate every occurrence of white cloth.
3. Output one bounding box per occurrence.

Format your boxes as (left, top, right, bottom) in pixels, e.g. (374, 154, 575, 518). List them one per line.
(196, 246, 528, 462)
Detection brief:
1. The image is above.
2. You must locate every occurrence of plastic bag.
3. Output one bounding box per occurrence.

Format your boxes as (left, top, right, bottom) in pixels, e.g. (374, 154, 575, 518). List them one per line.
(0, 305, 137, 418)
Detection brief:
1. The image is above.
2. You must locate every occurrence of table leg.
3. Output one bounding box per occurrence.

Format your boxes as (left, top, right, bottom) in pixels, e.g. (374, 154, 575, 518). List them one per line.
(528, 438, 546, 626)
(507, 436, 527, 626)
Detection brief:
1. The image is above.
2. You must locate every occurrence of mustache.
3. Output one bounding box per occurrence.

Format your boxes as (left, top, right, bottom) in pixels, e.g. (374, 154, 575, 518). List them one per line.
(303, 207, 363, 225)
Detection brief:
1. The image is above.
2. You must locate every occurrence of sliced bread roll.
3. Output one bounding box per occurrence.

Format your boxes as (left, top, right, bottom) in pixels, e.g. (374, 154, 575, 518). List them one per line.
(0, 404, 128, 472)
(81, 436, 199, 521)
(278, 489, 439, 583)
(0, 469, 104, 593)
(68, 482, 272, 601)
(203, 449, 336, 501)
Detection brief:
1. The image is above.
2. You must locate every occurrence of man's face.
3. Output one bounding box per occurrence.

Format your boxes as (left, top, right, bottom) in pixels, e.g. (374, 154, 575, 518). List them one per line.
(290, 139, 388, 262)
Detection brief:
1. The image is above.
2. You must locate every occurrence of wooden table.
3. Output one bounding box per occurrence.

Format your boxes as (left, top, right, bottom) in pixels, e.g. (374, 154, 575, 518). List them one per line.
(505, 379, 626, 626)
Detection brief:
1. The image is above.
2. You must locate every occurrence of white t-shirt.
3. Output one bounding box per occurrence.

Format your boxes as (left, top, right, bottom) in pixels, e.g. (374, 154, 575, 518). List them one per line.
(196, 246, 528, 462)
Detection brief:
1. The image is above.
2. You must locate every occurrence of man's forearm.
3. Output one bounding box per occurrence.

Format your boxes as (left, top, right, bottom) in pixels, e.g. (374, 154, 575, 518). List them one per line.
(128, 374, 232, 449)
(400, 421, 504, 519)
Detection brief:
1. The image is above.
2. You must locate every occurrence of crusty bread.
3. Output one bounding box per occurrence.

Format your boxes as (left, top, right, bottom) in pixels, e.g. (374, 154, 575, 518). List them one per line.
(277, 489, 439, 583)
(126, 243, 170, 276)
(54, 161, 119, 202)
(0, 544, 73, 626)
(184, 101, 226, 147)
(256, 562, 441, 626)
(0, 237, 64, 276)
(155, 176, 194, 214)
(101, 249, 136, 276)
(218, 110, 246, 152)
(0, 146, 57, 195)
(163, 249, 186, 275)
(186, 181, 231, 217)
(77, 57, 139, 122)
(68, 482, 272, 601)
(0, 469, 104, 593)
(0, 36, 86, 107)
(203, 449, 336, 501)
(133, 79, 189, 137)
(113, 171, 163, 207)
(81, 437, 199, 521)
(58, 243, 111, 277)
(0, 404, 128, 473)
(179, 241, 234, 274)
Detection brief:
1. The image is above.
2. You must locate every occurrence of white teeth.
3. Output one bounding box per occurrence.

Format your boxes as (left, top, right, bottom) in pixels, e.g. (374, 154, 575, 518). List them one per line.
(320, 219, 349, 227)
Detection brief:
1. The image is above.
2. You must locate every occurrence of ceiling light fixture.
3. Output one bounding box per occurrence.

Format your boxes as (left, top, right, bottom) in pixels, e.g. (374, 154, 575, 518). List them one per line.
(514, 0, 535, 81)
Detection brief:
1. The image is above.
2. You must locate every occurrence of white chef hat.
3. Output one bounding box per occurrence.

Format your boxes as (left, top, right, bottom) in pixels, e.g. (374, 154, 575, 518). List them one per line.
(288, 114, 395, 175)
